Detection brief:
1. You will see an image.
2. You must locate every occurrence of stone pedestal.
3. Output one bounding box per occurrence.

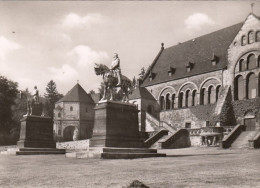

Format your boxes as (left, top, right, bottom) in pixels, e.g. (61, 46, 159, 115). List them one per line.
(90, 101, 144, 148)
(31, 103, 43, 116)
(17, 115, 56, 148)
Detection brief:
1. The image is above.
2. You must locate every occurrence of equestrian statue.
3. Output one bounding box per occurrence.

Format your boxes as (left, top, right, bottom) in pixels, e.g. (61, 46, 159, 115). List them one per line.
(94, 53, 133, 102)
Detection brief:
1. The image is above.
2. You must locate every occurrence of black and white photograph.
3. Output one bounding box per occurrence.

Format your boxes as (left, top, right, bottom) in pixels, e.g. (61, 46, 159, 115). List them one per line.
(0, 1, 260, 187)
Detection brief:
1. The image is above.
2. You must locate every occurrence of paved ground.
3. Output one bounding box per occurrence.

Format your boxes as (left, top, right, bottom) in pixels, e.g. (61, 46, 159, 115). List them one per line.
(0, 147, 260, 188)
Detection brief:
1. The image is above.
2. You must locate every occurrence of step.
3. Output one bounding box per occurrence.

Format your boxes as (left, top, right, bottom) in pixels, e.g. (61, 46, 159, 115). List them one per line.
(101, 152, 166, 159)
(16, 150, 66, 155)
(19, 148, 65, 152)
(103, 147, 157, 154)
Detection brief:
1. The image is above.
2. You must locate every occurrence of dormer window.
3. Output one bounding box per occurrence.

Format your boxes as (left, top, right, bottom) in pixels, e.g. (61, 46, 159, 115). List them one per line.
(211, 53, 219, 66)
(168, 67, 175, 76)
(149, 71, 155, 81)
(186, 62, 193, 72)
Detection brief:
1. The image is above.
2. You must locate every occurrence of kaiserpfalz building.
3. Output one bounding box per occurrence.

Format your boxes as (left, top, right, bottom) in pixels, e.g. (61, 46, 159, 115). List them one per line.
(129, 14, 260, 148)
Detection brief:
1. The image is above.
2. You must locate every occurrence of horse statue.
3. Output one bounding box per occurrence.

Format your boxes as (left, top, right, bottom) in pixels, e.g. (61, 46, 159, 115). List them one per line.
(94, 63, 133, 102)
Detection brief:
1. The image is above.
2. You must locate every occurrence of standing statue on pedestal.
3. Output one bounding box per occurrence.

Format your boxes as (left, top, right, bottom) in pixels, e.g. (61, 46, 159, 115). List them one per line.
(20, 86, 43, 116)
(94, 53, 133, 102)
(33, 86, 40, 104)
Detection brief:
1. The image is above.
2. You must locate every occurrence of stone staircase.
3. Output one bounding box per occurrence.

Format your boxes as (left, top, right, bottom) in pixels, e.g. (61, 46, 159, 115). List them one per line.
(145, 112, 176, 133)
(149, 135, 171, 149)
(231, 131, 258, 149)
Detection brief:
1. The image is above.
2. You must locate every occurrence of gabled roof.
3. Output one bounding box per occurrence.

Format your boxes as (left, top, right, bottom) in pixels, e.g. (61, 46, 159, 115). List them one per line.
(129, 87, 156, 100)
(57, 83, 94, 103)
(141, 22, 244, 87)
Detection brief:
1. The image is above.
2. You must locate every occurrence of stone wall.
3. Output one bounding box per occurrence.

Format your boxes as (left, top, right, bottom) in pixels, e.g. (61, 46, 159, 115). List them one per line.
(160, 104, 216, 129)
(56, 139, 89, 150)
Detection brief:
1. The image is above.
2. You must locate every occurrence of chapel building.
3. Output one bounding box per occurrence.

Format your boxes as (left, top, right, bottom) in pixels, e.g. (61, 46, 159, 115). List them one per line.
(129, 13, 260, 147)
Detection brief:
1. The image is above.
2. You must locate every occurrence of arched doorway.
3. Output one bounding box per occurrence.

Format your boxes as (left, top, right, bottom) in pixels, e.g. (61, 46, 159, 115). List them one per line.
(63, 126, 75, 141)
(244, 110, 256, 131)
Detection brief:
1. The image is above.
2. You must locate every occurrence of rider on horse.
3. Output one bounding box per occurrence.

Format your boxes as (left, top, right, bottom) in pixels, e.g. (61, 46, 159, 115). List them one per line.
(110, 53, 121, 86)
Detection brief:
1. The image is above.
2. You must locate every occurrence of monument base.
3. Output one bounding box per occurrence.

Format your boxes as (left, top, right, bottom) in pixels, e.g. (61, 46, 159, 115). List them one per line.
(17, 115, 56, 148)
(90, 101, 144, 148)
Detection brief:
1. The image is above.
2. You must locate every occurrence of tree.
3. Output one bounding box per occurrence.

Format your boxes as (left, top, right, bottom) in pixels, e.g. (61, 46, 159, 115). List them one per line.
(132, 77, 136, 88)
(0, 76, 19, 132)
(89, 90, 96, 95)
(44, 80, 63, 118)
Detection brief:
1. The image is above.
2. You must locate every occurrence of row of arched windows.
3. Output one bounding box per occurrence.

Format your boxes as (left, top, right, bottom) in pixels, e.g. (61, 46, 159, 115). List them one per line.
(160, 85, 221, 110)
(238, 54, 260, 72)
(241, 31, 260, 46)
(234, 72, 258, 100)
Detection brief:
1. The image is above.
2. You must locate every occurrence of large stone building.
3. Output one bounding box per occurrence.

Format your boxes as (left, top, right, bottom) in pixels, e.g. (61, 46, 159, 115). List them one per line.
(53, 83, 98, 141)
(129, 14, 260, 146)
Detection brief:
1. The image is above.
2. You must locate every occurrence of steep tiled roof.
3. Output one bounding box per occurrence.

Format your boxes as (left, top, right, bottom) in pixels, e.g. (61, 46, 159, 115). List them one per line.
(129, 87, 156, 100)
(57, 83, 94, 103)
(141, 22, 243, 87)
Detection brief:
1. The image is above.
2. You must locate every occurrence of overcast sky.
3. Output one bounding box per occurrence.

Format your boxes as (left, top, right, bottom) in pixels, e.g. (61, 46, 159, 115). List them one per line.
(0, 1, 259, 95)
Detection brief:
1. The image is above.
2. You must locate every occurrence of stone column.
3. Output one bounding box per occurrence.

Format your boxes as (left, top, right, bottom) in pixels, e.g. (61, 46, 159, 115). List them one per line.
(255, 76, 259, 97)
(243, 78, 247, 100)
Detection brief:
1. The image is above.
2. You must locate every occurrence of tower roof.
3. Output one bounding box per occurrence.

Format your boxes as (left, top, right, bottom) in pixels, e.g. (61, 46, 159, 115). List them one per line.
(57, 83, 94, 103)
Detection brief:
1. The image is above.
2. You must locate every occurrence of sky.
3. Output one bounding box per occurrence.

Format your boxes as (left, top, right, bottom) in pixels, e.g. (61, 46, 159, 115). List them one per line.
(0, 1, 259, 96)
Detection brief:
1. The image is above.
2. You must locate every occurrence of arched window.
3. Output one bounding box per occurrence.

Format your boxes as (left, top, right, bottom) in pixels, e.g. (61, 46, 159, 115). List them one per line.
(239, 59, 246, 71)
(216, 85, 221, 102)
(179, 92, 184, 108)
(70, 106, 73, 111)
(200, 88, 207, 105)
(58, 112, 61, 117)
(160, 96, 165, 110)
(192, 90, 197, 106)
(185, 90, 190, 107)
(247, 73, 256, 99)
(171, 94, 175, 109)
(235, 75, 244, 100)
(208, 86, 215, 104)
(247, 54, 256, 70)
(241, 35, 246, 46)
(248, 31, 254, 44)
(256, 31, 260, 42)
(166, 93, 171, 110)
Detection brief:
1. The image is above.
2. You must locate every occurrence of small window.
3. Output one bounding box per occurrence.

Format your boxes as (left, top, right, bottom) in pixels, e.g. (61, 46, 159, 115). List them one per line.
(256, 31, 260, 42)
(85, 107, 88, 113)
(58, 112, 61, 117)
(70, 106, 73, 111)
(185, 122, 191, 129)
(248, 31, 254, 44)
(241, 35, 246, 46)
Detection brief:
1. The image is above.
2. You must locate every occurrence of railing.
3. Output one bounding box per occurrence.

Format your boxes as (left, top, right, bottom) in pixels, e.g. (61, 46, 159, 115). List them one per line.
(144, 130, 168, 148)
(249, 131, 260, 148)
(145, 112, 160, 127)
(220, 124, 246, 149)
(161, 129, 189, 149)
(146, 112, 176, 133)
(188, 127, 224, 136)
